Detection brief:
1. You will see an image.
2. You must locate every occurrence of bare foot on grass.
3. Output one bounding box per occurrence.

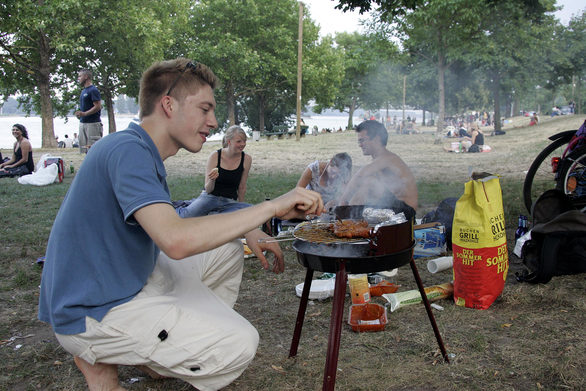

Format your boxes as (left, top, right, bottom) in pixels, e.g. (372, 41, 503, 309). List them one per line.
(74, 356, 126, 391)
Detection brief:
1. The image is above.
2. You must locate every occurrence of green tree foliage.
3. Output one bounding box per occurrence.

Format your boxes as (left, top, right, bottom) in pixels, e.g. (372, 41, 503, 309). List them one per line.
(404, 59, 438, 124)
(176, 0, 341, 133)
(0, 0, 88, 147)
(464, 0, 557, 129)
(0, 0, 179, 145)
(545, 12, 586, 113)
(1, 0, 580, 145)
(335, 0, 423, 18)
(398, 0, 485, 135)
(63, 0, 182, 133)
(339, 0, 562, 131)
(335, 0, 550, 19)
(359, 33, 402, 113)
(302, 35, 345, 117)
(329, 31, 397, 129)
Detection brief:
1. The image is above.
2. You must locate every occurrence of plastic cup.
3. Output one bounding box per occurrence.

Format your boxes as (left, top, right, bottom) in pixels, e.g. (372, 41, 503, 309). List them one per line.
(427, 256, 453, 274)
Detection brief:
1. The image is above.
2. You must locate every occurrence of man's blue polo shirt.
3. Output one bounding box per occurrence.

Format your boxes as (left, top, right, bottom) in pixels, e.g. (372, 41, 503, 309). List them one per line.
(38, 122, 172, 335)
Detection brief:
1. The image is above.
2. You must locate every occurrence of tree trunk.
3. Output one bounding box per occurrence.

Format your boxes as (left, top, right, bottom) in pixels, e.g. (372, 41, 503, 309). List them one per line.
(225, 82, 236, 126)
(576, 77, 582, 114)
(38, 31, 56, 148)
(492, 72, 502, 132)
(435, 52, 446, 141)
(422, 110, 426, 126)
(347, 97, 356, 130)
(103, 87, 116, 134)
(512, 95, 520, 118)
(258, 94, 265, 133)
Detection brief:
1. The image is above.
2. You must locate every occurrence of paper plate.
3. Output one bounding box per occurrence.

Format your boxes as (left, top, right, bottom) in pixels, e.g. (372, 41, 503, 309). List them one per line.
(295, 279, 335, 300)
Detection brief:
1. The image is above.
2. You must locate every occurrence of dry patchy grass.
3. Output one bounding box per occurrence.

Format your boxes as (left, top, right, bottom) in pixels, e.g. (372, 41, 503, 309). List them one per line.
(1, 114, 584, 391)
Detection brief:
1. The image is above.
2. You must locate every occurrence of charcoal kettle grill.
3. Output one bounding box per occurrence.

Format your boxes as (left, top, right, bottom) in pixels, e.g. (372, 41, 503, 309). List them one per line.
(288, 204, 449, 391)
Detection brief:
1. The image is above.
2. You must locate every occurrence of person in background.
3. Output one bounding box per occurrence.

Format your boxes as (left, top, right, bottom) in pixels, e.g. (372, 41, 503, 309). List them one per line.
(174, 125, 276, 261)
(458, 123, 471, 137)
(75, 69, 103, 153)
(0, 124, 34, 178)
(72, 132, 79, 148)
(176, 125, 252, 218)
(464, 123, 485, 153)
(338, 120, 418, 210)
(63, 134, 74, 148)
(297, 152, 352, 209)
(38, 58, 324, 391)
(529, 112, 539, 126)
(551, 106, 561, 117)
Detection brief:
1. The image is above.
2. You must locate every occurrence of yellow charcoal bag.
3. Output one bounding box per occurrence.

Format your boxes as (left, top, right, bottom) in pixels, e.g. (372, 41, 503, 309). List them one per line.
(452, 173, 508, 309)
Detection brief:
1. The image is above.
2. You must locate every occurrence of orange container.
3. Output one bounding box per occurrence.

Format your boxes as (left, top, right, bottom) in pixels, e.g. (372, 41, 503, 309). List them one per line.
(369, 280, 399, 297)
(348, 303, 387, 332)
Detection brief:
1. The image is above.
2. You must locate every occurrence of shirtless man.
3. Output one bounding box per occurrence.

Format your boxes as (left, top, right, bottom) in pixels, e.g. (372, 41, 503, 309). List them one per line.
(338, 120, 418, 210)
(38, 58, 324, 391)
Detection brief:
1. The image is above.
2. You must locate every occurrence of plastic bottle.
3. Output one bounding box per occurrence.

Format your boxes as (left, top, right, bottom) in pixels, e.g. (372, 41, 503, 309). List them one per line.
(69, 161, 74, 174)
(515, 215, 528, 240)
(523, 215, 530, 233)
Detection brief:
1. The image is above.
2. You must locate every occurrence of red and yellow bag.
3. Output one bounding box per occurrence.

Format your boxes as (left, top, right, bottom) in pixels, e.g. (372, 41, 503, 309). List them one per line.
(452, 173, 508, 309)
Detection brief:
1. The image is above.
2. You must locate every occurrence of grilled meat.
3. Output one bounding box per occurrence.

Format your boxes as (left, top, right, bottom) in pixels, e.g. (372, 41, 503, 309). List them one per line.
(332, 220, 371, 238)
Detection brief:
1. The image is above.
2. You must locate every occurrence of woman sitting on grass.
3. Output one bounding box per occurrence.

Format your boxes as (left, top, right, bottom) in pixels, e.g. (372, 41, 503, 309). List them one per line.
(465, 123, 485, 153)
(0, 124, 34, 178)
(176, 125, 252, 217)
(296, 152, 352, 209)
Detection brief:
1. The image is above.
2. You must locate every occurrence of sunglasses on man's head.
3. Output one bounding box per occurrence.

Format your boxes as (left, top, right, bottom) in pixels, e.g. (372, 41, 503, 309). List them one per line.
(166, 61, 199, 97)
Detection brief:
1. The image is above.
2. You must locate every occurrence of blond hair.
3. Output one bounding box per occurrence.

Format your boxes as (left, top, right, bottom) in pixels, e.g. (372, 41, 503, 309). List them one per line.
(222, 125, 247, 148)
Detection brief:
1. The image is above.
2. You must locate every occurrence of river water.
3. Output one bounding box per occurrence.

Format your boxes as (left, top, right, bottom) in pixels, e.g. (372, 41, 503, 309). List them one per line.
(0, 115, 137, 149)
(0, 111, 424, 149)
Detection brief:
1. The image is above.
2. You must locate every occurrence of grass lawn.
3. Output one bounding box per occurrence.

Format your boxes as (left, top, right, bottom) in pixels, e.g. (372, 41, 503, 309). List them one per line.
(0, 114, 584, 390)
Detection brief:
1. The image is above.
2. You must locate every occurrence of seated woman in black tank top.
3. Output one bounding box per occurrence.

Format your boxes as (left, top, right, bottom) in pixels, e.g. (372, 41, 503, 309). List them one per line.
(176, 125, 287, 268)
(467, 124, 484, 153)
(176, 125, 252, 217)
(0, 124, 35, 178)
(458, 123, 485, 153)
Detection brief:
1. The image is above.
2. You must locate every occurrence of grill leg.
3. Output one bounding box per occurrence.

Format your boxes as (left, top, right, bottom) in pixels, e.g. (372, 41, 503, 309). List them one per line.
(409, 257, 450, 363)
(289, 267, 314, 357)
(323, 261, 347, 391)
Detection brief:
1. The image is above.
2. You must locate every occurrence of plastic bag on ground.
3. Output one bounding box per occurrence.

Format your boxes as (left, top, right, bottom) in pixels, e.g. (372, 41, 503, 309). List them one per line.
(18, 163, 58, 186)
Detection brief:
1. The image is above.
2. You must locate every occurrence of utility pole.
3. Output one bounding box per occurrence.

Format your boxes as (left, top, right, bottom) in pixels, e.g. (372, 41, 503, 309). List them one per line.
(295, 2, 303, 141)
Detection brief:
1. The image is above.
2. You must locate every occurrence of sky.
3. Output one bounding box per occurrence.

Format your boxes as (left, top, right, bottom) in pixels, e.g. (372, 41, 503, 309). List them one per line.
(303, 0, 585, 37)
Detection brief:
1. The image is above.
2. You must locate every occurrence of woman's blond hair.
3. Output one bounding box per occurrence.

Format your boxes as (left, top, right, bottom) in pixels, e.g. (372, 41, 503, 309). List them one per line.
(222, 125, 247, 148)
